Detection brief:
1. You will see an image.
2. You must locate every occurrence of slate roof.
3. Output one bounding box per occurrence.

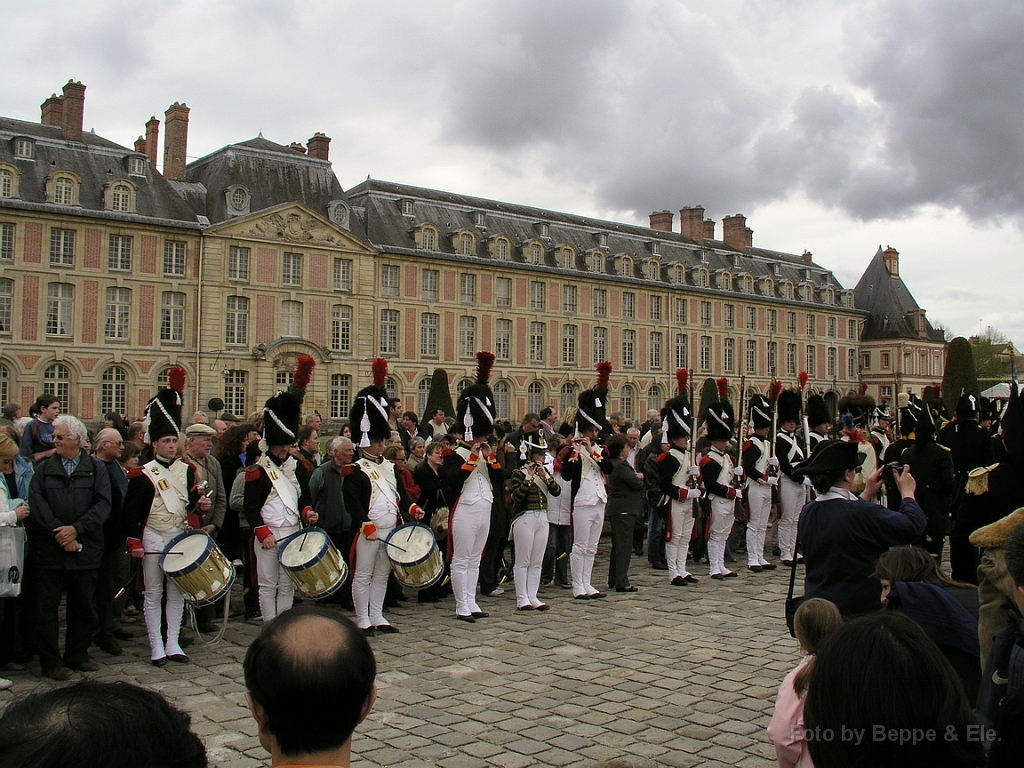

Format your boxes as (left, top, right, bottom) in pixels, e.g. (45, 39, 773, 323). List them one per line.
(854, 247, 944, 341)
(346, 178, 858, 307)
(0, 117, 202, 227)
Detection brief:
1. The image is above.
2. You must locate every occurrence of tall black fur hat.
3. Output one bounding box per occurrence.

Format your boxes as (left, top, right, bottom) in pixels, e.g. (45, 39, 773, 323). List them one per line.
(456, 352, 496, 441)
(748, 394, 772, 430)
(661, 369, 692, 441)
(263, 356, 315, 447)
(144, 366, 185, 443)
(807, 394, 831, 430)
(777, 390, 802, 425)
(349, 359, 391, 448)
(703, 377, 734, 442)
(1003, 382, 1024, 466)
(956, 392, 981, 422)
(576, 362, 612, 435)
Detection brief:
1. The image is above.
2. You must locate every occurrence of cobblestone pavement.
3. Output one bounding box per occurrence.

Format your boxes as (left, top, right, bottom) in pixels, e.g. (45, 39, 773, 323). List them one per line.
(0, 540, 800, 768)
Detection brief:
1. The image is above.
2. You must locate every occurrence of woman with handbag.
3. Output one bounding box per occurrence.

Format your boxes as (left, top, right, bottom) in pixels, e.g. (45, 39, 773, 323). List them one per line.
(0, 433, 30, 689)
(413, 441, 448, 604)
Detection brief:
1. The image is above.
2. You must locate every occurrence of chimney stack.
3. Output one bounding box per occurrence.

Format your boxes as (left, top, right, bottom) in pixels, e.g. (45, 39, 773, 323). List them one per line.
(60, 80, 86, 142)
(145, 117, 160, 167)
(306, 132, 331, 161)
(163, 103, 190, 181)
(649, 210, 673, 232)
(802, 250, 814, 263)
(722, 214, 753, 252)
(883, 245, 899, 277)
(134, 136, 147, 153)
(41, 94, 64, 127)
(679, 206, 705, 241)
(289, 142, 307, 154)
(702, 218, 716, 240)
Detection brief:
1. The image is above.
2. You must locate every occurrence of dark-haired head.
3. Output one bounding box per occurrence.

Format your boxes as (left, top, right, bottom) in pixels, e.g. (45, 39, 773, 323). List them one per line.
(244, 606, 376, 759)
(874, 545, 970, 591)
(804, 612, 985, 768)
(0, 679, 207, 768)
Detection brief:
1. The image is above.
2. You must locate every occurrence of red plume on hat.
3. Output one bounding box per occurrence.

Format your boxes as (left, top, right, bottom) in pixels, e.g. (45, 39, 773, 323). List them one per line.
(168, 366, 186, 395)
(859, 382, 868, 396)
(286, 355, 316, 403)
(371, 358, 388, 388)
(457, 351, 497, 441)
(596, 361, 612, 391)
(716, 377, 729, 401)
(145, 366, 186, 443)
(675, 368, 689, 396)
(798, 371, 809, 391)
(769, 380, 783, 403)
(475, 351, 495, 384)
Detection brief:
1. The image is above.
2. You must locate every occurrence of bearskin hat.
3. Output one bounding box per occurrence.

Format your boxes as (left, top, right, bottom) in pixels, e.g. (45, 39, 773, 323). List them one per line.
(748, 394, 772, 430)
(576, 362, 612, 435)
(806, 394, 831, 430)
(661, 369, 692, 442)
(838, 391, 876, 428)
(456, 352, 496, 441)
(956, 392, 981, 422)
(349, 359, 391, 448)
(777, 390, 802, 425)
(915, 397, 937, 444)
(1003, 381, 1024, 467)
(703, 400, 734, 442)
(263, 356, 316, 447)
(144, 366, 186, 443)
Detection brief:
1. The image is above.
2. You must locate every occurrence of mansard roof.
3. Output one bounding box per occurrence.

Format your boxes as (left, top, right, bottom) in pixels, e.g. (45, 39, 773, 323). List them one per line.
(854, 247, 944, 341)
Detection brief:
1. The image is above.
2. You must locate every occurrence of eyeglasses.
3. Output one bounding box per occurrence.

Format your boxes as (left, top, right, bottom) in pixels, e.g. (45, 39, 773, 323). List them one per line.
(52, 434, 73, 441)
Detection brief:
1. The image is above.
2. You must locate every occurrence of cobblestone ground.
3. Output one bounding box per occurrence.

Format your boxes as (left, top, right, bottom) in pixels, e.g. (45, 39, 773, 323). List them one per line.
(0, 536, 799, 768)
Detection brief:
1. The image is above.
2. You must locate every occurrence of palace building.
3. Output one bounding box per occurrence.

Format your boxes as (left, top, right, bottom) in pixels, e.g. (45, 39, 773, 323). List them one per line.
(1, 80, 942, 426)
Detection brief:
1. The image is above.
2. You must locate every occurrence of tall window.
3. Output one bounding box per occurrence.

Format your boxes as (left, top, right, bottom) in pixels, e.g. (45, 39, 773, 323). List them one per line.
(529, 322, 545, 363)
(848, 319, 858, 340)
(675, 298, 688, 324)
(459, 316, 476, 359)
(281, 300, 302, 337)
(110, 184, 131, 212)
(495, 319, 512, 361)
(43, 364, 70, 407)
(160, 291, 185, 342)
(333, 257, 352, 290)
(560, 383, 578, 414)
(420, 313, 439, 357)
(459, 273, 476, 304)
(806, 314, 815, 337)
(767, 309, 777, 334)
(0, 279, 12, 333)
(228, 246, 250, 281)
(108, 235, 132, 271)
(282, 252, 302, 286)
(50, 228, 75, 266)
(163, 241, 186, 276)
(495, 277, 511, 307)
(226, 296, 249, 345)
(592, 252, 605, 273)
(593, 289, 607, 317)
(593, 327, 607, 364)
(650, 295, 662, 321)
(421, 228, 436, 251)
(724, 304, 735, 329)
(650, 331, 663, 370)
(746, 340, 757, 374)
(623, 292, 636, 319)
(495, 239, 509, 261)
(700, 301, 711, 326)
(459, 233, 474, 256)
(786, 344, 797, 377)
(768, 341, 778, 376)
(530, 243, 542, 264)
(746, 306, 757, 331)
(621, 384, 636, 421)
(827, 317, 837, 337)
(104, 287, 130, 339)
(0, 364, 7, 407)
(648, 386, 662, 413)
(723, 338, 735, 373)
(675, 333, 688, 370)
(622, 329, 636, 368)
(46, 282, 74, 336)
(381, 265, 399, 297)
(0, 169, 13, 199)
(53, 176, 74, 206)
(417, 379, 432, 415)
(101, 366, 127, 415)
(530, 282, 545, 310)
(380, 309, 399, 355)
(848, 348, 857, 378)
(224, 370, 247, 417)
(422, 269, 439, 301)
(806, 345, 816, 378)
(527, 382, 543, 414)
(787, 312, 796, 335)
(493, 381, 510, 420)
(562, 324, 577, 365)
(330, 374, 351, 419)
(647, 261, 659, 280)
(563, 285, 577, 313)
(828, 347, 838, 378)
(323, 304, 348, 352)
(700, 335, 712, 371)
(0, 223, 13, 261)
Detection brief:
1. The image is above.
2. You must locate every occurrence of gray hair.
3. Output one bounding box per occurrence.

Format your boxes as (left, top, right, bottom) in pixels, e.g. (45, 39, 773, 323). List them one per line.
(2, 402, 19, 419)
(53, 414, 88, 445)
(410, 436, 426, 450)
(328, 435, 353, 453)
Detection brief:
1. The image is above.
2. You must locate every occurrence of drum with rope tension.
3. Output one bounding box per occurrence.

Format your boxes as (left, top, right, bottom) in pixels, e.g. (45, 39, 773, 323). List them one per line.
(278, 527, 349, 598)
(160, 531, 235, 606)
(384, 523, 443, 589)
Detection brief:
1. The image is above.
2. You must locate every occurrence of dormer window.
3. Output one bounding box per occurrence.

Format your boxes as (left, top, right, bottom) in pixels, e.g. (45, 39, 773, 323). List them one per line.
(127, 156, 146, 176)
(401, 199, 414, 215)
(596, 232, 608, 247)
(647, 260, 660, 280)
(0, 165, 18, 199)
(47, 173, 80, 206)
(107, 182, 134, 213)
(329, 200, 350, 228)
(841, 290, 854, 308)
(761, 277, 774, 296)
(560, 247, 575, 270)
(741, 275, 754, 293)
(474, 211, 485, 226)
(538, 222, 550, 237)
(718, 270, 732, 291)
(591, 252, 605, 273)
(458, 232, 475, 256)
(673, 265, 685, 284)
(782, 281, 794, 300)
(799, 283, 812, 302)
(824, 287, 835, 305)
(620, 256, 633, 277)
(493, 237, 511, 261)
(696, 267, 709, 288)
(530, 242, 543, 264)
(650, 241, 659, 255)
(226, 185, 250, 217)
(418, 225, 438, 251)
(13, 139, 34, 160)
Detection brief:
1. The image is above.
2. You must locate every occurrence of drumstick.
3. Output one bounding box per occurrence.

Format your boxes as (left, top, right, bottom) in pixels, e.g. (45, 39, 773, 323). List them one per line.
(382, 540, 408, 554)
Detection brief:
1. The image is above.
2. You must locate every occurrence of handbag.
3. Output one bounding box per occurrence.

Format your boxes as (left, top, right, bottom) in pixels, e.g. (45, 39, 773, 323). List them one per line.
(784, 531, 802, 638)
(0, 525, 26, 598)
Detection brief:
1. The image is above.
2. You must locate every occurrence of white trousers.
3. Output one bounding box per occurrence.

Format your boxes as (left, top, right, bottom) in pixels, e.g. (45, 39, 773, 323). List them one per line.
(778, 476, 804, 561)
(665, 501, 694, 580)
(450, 497, 491, 617)
(570, 502, 605, 597)
(142, 527, 185, 660)
(745, 482, 773, 566)
(707, 497, 735, 576)
(512, 510, 548, 608)
(255, 523, 300, 622)
(352, 523, 395, 629)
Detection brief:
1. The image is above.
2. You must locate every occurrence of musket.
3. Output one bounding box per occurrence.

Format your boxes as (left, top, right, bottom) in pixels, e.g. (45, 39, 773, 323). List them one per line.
(798, 370, 811, 457)
(734, 375, 747, 521)
(768, 380, 782, 471)
(688, 368, 701, 519)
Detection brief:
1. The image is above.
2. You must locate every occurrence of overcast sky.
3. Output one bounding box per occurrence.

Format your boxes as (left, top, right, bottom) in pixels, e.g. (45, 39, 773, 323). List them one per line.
(7, 0, 1023, 351)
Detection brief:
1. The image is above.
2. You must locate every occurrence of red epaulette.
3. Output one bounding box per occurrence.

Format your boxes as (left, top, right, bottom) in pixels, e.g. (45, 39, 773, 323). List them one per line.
(699, 455, 714, 468)
(127, 467, 145, 479)
(742, 440, 753, 452)
(245, 465, 262, 482)
(656, 452, 669, 463)
(340, 464, 355, 477)
(440, 448, 453, 457)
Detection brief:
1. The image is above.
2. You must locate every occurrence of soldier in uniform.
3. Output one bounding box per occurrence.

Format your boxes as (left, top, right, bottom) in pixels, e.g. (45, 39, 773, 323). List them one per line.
(657, 370, 703, 587)
(898, 401, 956, 558)
(244, 357, 317, 623)
(806, 394, 832, 451)
(700, 379, 741, 580)
(869, 402, 893, 463)
(742, 394, 778, 572)
(775, 389, 807, 566)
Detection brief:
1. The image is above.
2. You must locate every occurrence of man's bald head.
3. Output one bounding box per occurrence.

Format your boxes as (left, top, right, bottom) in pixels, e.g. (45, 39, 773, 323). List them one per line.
(94, 428, 125, 461)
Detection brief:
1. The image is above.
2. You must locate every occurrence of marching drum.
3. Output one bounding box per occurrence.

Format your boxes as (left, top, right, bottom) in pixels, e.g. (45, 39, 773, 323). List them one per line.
(160, 531, 235, 606)
(278, 527, 349, 598)
(384, 523, 443, 589)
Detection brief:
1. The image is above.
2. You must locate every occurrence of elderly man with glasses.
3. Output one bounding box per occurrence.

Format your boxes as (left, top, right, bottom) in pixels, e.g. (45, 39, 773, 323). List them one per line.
(27, 415, 112, 680)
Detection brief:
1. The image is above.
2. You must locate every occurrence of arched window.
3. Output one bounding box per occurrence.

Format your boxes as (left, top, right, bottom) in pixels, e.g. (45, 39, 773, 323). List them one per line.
(620, 256, 633, 276)
(527, 382, 544, 414)
(561, 247, 575, 269)
(560, 382, 578, 414)
(621, 384, 636, 422)
(330, 374, 351, 419)
(44, 363, 70, 408)
(52, 175, 76, 206)
(592, 252, 605, 273)
(697, 268, 709, 288)
(101, 366, 128, 415)
(647, 260, 659, 280)
(0, 363, 9, 408)
(495, 238, 509, 261)
(530, 243, 542, 265)
(493, 381, 510, 421)
(674, 265, 685, 284)
(417, 378, 431, 416)
(459, 232, 474, 256)
(109, 183, 133, 212)
(0, 166, 18, 199)
(647, 386, 662, 413)
(420, 227, 437, 251)
(384, 376, 398, 400)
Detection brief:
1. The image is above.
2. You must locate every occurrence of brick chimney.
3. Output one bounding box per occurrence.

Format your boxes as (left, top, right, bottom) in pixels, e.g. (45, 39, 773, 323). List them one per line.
(163, 103, 190, 181)
(703, 218, 716, 240)
(722, 214, 753, 252)
(306, 132, 331, 161)
(883, 245, 899, 277)
(679, 206, 705, 241)
(134, 136, 147, 153)
(41, 94, 64, 127)
(289, 142, 306, 153)
(60, 80, 86, 142)
(145, 117, 160, 167)
(649, 210, 673, 232)
(802, 250, 813, 263)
